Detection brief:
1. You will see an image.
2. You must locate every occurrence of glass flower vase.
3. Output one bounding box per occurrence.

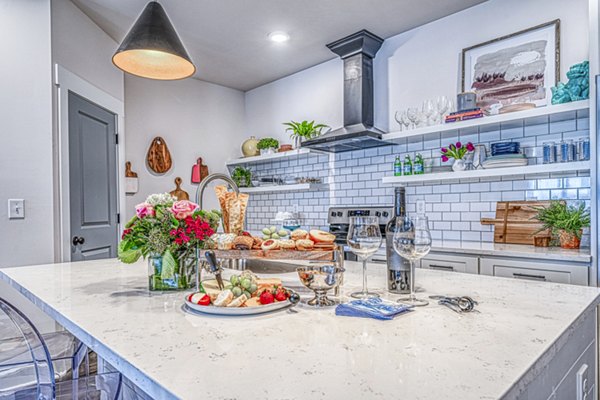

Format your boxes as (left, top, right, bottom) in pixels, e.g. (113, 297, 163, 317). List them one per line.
(148, 253, 197, 291)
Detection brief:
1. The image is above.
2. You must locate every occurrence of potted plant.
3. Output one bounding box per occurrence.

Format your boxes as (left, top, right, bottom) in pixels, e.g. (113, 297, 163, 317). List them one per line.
(118, 193, 221, 290)
(441, 141, 475, 171)
(257, 138, 279, 155)
(534, 201, 590, 249)
(284, 120, 329, 148)
(231, 166, 252, 187)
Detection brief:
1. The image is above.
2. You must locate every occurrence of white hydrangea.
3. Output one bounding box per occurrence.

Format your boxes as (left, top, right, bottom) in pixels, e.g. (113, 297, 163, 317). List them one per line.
(145, 193, 177, 206)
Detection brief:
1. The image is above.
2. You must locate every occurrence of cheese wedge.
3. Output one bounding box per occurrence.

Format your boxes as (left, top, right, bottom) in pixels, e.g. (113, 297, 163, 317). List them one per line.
(244, 297, 262, 307)
(213, 289, 234, 307)
(227, 294, 248, 307)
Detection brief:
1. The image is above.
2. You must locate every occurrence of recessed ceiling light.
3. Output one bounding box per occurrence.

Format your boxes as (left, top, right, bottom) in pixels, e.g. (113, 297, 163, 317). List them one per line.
(268, 31, 290, 43)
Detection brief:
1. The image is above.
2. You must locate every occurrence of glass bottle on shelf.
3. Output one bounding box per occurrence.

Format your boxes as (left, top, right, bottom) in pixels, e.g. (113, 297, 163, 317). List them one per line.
(393, 156, 402, 176)
(403, 155, 413, 175)
(414, 154, 424, 175)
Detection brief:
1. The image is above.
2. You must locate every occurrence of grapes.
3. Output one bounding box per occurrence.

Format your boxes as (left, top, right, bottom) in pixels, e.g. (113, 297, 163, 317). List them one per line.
(249, 283, 257, 293)
(262, 228, 271, 235)
(241, 278, 251, 289)
(230, 275, 239, 286)
(232, 286, 242, 297)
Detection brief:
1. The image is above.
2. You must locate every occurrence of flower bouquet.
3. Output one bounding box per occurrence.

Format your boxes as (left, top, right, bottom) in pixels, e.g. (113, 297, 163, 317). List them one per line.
(118, 193, 221, 291)
(441, 141, 475, 172)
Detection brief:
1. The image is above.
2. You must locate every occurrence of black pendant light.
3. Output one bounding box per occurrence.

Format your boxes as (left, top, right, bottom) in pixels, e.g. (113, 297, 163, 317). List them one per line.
(112, 1, 195, 80)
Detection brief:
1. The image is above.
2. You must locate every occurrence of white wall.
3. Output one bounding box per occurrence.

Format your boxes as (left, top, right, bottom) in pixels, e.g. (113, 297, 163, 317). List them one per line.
(124, 76, 247, 220)
(0, 0, 55, 331)
(51, 0, 124, 101)
(245, 0, 589, 137)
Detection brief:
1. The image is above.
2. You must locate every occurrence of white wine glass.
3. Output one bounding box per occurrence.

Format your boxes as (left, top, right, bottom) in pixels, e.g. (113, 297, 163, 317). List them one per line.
(394, 110, 404, 131)
(406, 107, 419, 129)
(347, 216, 382, 299)
(422, 99, 435, 126)
(436, 96, 450, 124)
(393, 215, 432, 306)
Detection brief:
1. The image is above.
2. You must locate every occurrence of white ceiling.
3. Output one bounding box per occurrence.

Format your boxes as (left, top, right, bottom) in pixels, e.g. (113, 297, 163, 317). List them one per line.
(72, 0, 487, 91)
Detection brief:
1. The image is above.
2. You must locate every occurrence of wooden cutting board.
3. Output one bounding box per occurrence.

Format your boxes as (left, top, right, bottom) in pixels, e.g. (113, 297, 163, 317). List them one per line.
(480, 201, 553, 245)
(146, 137, 172, 174)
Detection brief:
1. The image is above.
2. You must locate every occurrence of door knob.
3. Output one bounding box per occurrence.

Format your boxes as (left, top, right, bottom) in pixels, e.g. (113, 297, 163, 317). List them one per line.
(72, 236, 85, 246)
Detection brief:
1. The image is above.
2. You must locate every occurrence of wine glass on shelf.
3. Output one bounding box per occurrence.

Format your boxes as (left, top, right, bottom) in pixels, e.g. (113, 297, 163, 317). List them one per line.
(392, 215, 432, 306)
(401, 111, 412, 131)
(394, 110, 405, 131)
(422, 99, 435, 126)
(406, 107, 419, 129)
(436, 96, 450, 124)
(347, 216, 382, 299)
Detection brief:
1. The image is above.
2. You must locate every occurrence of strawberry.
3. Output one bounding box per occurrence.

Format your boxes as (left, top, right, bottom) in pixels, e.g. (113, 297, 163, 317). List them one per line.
(198, 294, 211, 306)
(241, 231, 251, 236)
(259, 290, 275, 305)
(274, 287, 288, 302)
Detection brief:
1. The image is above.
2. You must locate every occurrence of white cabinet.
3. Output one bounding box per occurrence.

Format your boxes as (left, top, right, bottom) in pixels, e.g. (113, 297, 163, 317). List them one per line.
(420, 253, 479, 274)
(479, 257, 588, 286)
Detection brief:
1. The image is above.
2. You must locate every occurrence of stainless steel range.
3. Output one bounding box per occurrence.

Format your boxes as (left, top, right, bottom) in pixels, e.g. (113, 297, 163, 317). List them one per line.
(327, 206, 392, 263)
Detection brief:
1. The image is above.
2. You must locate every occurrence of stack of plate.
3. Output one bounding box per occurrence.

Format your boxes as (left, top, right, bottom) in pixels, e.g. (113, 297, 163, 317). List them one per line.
(491, 142, 520, 156)
(482, 153, 528, 169)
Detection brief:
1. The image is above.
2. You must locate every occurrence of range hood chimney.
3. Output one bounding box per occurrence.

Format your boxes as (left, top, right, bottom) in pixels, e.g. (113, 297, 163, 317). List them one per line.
(302, 30, 394, 153)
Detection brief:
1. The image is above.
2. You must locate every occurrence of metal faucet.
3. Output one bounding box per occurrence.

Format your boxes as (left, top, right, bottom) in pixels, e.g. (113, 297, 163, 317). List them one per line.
(195, 173, 240, 291)
(195, 173, 239, 209)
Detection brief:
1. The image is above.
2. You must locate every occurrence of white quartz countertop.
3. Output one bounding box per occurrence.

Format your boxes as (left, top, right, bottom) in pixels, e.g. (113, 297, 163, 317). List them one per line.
(430, 240, 592, 262)
(1, 259, 599, 400)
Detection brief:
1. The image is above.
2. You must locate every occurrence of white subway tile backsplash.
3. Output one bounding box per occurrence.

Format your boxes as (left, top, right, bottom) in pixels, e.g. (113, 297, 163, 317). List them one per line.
(245, 114, 590, 243)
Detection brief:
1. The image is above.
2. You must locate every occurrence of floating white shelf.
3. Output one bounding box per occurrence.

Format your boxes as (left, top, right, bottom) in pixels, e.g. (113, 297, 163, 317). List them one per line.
(384, 100, 589, 141)
(381, 161, 591, 185)
(226, 148, 313, 166)
(239, 183, 328, 193)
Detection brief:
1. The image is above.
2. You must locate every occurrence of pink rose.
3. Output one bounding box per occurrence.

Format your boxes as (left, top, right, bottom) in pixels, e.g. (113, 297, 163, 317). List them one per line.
(170, 200, 199, 220)
(135, 202, 154, 218)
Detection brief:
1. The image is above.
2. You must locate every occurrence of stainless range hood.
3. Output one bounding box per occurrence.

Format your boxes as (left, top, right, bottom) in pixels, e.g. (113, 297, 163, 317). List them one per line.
(302, 30, 395, 153)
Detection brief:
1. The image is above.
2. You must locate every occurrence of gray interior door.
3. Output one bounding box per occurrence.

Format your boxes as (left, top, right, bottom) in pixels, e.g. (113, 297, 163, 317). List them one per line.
(69, 92, 118, 261)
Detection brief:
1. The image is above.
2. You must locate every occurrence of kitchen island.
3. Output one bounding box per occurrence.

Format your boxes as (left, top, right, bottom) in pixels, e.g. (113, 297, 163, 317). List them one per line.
(1, 259, 598, 400)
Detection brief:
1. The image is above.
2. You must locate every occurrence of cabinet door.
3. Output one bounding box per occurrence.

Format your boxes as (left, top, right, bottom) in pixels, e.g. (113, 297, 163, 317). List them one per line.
(480, 257, 588, 286)
(420, 253, 479, 274)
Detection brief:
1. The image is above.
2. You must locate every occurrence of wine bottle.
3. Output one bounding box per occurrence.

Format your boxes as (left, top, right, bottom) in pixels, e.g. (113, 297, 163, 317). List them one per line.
(385, 187, 412, 293)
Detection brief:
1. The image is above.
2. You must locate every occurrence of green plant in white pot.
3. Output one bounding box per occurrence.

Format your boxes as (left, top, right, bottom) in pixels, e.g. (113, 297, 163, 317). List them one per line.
(284, 120, 329, 148)
(257, 138, 279, 155)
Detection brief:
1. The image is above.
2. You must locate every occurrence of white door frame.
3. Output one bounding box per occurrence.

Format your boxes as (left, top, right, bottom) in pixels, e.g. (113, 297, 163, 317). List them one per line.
(54, 64, 125, 262)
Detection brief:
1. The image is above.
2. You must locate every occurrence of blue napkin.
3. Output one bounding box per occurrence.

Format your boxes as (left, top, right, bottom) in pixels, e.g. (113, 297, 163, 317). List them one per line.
(335, 298, 413, 320)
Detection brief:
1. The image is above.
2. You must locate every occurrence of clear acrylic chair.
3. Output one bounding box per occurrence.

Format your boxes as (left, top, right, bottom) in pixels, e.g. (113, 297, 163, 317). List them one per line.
(0, 298, 122, 399)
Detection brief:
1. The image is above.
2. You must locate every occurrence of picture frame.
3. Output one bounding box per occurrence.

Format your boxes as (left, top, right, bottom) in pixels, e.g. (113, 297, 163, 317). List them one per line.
(461, 19, 560, 113)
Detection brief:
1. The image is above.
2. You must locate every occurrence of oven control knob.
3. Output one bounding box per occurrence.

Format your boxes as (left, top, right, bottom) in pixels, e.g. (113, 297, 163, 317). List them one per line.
(336, 212, 343, 217)
(382, 211, 389, 217)
(375, 211, 381, 217)
(331, 212, 336, 217)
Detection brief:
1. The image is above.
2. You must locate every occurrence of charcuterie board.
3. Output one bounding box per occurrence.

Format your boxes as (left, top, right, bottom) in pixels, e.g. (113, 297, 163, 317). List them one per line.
(206, 248, 339, 261)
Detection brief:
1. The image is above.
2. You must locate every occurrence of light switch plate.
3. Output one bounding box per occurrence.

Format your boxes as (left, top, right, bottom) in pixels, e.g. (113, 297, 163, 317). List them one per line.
(416, 199, 426, 215)
(8, 199, 25, 219)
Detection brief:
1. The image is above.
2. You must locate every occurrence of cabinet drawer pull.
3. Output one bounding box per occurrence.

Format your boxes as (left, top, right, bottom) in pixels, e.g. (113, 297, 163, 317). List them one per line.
(371, 258, 387, 264)
(513, 273, 546, 281)
(428, 264, 455, 271)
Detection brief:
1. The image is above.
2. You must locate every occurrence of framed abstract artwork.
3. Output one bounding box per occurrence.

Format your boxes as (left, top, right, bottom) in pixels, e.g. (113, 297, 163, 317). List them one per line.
(461, 20, 560, 114)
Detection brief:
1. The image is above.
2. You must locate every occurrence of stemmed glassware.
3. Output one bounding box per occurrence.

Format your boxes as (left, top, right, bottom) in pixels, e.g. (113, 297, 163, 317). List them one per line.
(392, 215, 432, 306)
(394, 111, 406, 131)
(347, 216, 382, 299)
(407, 107, 419, 129)
(436, 96, 450, 124)
(422, 100, 435, 126)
